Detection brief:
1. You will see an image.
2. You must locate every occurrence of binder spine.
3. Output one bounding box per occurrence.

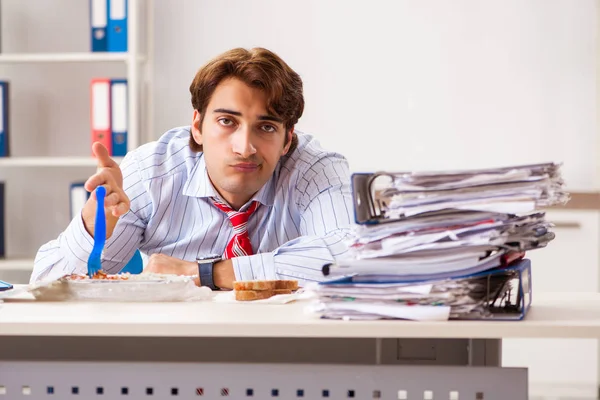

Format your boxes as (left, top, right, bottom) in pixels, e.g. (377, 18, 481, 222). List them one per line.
(0, 182, 5, 258)
(0, 81, 9, 157)
(110, 79, 128, 156)
(70, 182, 91, 220)
(107, 0, 128, 52)
(90, 0, 108, 52)
(91, 78, 112, 154)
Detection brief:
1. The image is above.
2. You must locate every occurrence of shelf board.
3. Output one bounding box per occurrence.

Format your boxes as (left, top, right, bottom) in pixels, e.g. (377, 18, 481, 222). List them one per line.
(0, 53, 145, 63)
(0, 156, 123, 167)
(0, 258, 33, 271)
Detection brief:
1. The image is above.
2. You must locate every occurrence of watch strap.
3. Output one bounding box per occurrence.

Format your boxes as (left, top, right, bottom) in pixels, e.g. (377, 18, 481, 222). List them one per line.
(198, 260, 219, 290)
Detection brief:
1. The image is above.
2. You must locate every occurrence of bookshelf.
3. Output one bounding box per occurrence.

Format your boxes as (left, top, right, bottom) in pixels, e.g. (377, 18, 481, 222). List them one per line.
(0, 157, 124, 167)
(0, 0, 152, 279)
(0, 259, 35, 271)
(0, 53, 140, 63)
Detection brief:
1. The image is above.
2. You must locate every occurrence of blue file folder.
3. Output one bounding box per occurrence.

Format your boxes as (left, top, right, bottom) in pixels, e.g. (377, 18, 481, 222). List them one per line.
(90, 0, 108, 52)
(0, 182, 5, 258)
(322, 259, 532, 321)
(70, 182, 91, 220)
(107, 0, 128, 52)
(110, 79, 128, 156)
(0, 81, 9, 157)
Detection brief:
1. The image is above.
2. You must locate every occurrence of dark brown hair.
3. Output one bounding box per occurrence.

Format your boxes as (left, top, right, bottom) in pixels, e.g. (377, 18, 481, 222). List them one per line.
(189, 47, 304, 153)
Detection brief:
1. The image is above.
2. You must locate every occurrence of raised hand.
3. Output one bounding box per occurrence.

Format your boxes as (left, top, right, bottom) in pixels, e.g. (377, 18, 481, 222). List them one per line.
(81, 142, 130, 238)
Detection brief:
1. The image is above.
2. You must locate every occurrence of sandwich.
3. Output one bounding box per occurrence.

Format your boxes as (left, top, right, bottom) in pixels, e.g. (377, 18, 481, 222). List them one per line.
(233, 279, 298, 301)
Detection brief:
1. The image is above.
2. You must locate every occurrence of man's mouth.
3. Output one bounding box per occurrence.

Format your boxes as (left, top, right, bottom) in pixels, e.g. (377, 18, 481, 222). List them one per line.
(231, 162, 260, 172)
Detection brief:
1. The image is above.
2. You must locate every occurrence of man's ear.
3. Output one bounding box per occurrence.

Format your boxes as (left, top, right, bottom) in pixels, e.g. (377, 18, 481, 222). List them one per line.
(282, 127, 294, 155)
(191, 110, 203, 146)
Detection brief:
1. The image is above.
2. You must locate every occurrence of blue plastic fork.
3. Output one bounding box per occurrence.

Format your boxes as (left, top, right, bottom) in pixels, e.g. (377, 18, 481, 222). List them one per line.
(87, 186, 106, 277)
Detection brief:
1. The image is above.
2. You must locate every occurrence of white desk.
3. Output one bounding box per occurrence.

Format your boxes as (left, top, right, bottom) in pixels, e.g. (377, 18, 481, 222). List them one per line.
(0, 292, 598, 400)
(0, 292, 599, 338)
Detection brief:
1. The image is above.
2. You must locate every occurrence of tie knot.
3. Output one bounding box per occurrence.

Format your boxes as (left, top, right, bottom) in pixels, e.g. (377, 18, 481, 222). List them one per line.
(210, 198, 260, 259)
(211, 198, 260, 228)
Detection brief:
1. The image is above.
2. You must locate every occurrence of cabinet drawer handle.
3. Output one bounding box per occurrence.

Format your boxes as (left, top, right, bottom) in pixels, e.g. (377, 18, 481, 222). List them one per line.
(552, 222, 581, 228)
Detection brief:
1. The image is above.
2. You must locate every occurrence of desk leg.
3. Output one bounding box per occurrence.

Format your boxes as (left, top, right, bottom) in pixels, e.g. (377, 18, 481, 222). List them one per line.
(375, 337, 383, 365)
(470, 339, 502, 367)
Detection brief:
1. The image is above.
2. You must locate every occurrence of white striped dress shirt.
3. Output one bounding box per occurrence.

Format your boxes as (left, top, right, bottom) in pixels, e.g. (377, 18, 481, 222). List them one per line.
(31, 126, 354, 286)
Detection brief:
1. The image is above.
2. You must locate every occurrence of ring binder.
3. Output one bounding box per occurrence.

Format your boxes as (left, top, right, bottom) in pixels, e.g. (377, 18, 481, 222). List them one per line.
(316, 259, 532, 321)
(351, 163, 569, 225)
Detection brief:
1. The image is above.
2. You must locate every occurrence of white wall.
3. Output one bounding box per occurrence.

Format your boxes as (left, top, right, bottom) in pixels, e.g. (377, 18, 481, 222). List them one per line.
(152, 0, 597, 191)
(0, 1, 593, 274)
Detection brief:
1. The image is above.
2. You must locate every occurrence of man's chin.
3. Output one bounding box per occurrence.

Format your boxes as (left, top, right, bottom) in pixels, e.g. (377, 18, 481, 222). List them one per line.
(220, 180, 262, 197)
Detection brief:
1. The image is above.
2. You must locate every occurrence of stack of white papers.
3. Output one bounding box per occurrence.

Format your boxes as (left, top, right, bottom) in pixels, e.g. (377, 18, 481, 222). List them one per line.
(308, 163, 567, 321)
(306, 265, 517, 321)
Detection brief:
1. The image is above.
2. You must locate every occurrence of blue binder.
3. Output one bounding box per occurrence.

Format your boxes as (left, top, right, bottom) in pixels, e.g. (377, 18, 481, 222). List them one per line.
(321, 259, 533, 321)
(0, 81, 9, 157)
(70, 182, 91, 220)
(90, 0, 108, 52)
(0, 182, 5, 258)
(110, 79, 128, 156)
(107, 0, 128, 52)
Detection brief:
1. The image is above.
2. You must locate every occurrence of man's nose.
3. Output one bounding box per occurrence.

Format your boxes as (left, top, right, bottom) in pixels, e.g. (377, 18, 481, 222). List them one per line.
(231, 126, 257, 158)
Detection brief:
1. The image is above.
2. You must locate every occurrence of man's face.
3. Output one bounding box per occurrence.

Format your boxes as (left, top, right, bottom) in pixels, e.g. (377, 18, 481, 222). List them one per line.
(191, 77, 292, 209)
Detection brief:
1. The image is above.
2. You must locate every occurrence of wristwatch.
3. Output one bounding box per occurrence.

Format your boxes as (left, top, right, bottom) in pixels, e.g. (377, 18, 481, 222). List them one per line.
(196, 254, 222, 290)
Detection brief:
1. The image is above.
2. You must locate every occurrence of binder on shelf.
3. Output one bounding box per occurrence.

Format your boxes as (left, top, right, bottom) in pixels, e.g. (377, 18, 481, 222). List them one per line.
(90, 0, 108, 52)
(70, 182, 90, 220)
(91, 78, 112, 154)
(107, 0, 128, 52)
(0, 182, 5, 258)
(0, 81, 9, 157)
(110, 79, 128, 156)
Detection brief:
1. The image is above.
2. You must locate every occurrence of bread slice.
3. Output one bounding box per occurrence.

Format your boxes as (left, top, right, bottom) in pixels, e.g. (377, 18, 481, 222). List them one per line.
(235, 289, 293, 301)
(233, 279, 298, 291)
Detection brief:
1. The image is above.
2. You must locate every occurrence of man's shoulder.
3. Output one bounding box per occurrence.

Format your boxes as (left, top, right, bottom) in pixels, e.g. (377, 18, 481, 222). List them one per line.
(279, 131, 351, 209)
(283, 131, 349, 174)
(128, 126, 199, 181)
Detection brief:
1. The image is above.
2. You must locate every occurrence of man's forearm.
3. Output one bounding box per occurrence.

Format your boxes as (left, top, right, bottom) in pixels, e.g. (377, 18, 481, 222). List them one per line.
(229, 229, 353, 287)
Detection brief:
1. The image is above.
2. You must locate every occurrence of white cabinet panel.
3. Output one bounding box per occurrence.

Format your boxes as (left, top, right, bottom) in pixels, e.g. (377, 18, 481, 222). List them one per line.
(528, 210, 599, 292)
(502, 210, 599, 398)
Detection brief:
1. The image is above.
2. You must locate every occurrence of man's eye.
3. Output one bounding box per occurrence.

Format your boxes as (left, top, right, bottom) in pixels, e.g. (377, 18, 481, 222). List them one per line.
(261, 125, 276, 133)
(218, 118, 233, 126)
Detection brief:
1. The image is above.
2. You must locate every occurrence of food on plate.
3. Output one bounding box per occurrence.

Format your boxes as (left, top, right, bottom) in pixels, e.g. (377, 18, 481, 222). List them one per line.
(65, 270, 131, 280)
(63, 271, 191, 282)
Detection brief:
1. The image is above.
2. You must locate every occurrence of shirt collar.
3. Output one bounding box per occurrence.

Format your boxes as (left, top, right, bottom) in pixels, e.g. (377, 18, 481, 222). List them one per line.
(182, 153, 277, 208)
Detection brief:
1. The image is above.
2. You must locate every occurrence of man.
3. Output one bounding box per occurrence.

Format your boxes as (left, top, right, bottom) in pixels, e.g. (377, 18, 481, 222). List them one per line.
(31, 47, 354, 289)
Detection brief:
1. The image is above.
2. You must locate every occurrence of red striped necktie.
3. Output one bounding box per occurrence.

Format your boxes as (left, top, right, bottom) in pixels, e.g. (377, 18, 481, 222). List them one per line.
(211, 198, 260, 259)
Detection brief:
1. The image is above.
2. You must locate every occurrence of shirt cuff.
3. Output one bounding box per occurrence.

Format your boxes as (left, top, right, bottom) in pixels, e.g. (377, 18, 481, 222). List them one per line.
(60, 212, 96, 274)
(231, 252, 276, 281)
